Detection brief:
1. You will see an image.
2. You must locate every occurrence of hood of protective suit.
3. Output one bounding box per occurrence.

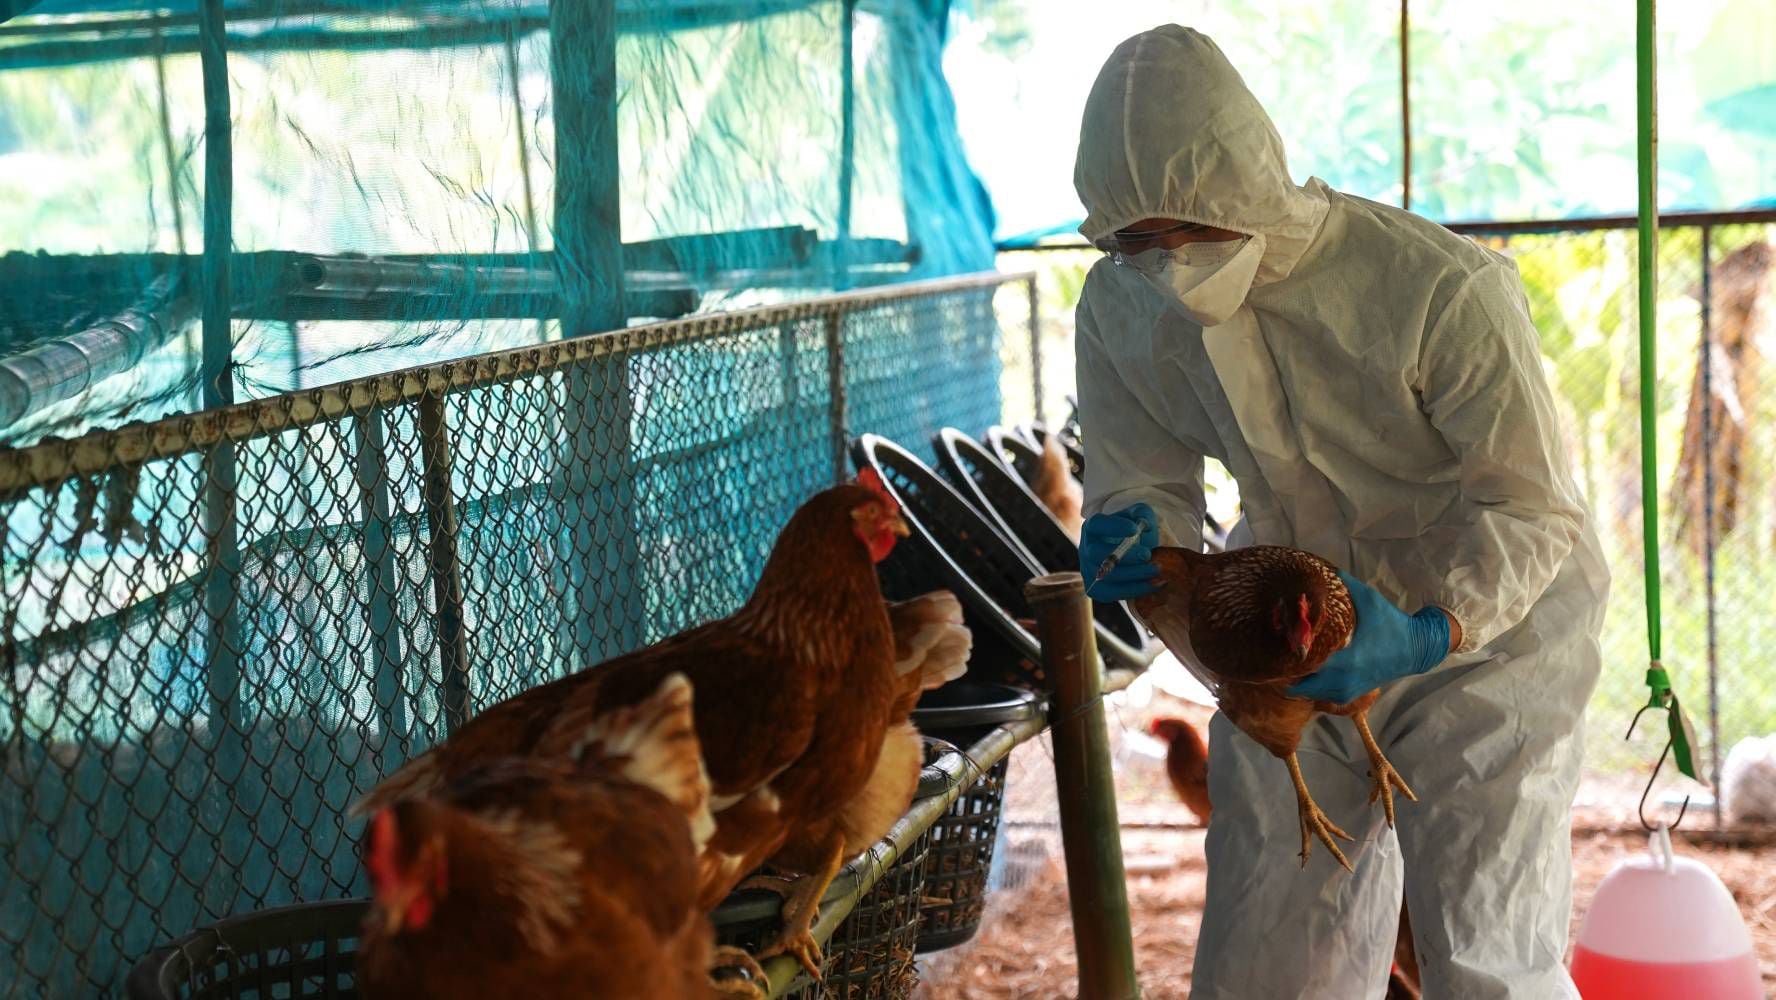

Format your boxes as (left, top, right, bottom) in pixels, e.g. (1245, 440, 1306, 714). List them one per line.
(1073, 25, 1328, 285)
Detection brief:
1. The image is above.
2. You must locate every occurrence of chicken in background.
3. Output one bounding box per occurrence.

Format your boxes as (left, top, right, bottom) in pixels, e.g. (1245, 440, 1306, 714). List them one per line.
(357, 473, 969, 978)
(1147, 712, 1421, 996)
(741, 592, 969, 972)
(1387, 905, 1422, 999)
(1148, 716, 1211, 827)
(1030, 431, 1085, 543)
(356, 674, 765, 999)
(1131, 545, 1415, 870)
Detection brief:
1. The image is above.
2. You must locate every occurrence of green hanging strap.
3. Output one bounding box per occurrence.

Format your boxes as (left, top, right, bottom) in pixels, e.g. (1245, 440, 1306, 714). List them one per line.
(1634, 0, 1702, 789)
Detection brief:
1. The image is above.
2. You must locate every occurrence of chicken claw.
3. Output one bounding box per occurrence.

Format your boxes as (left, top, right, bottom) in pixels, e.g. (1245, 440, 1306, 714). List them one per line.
(708, 945, 768, 1000)
(736, 871, 829, 981)
(1352, 712, 1417, 827)
(1286, 752, 1354, 872)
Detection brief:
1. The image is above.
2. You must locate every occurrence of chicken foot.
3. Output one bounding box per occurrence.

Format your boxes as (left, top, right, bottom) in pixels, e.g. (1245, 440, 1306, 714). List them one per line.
(1286, 752, 1354, 872)
(737, 834, 846, 981)
(1352, 712, 1417, 827)
(708, 945, 769, 1000)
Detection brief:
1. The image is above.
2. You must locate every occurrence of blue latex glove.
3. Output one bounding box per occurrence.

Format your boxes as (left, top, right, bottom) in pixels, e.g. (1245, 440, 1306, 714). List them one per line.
(1079, 502, 1161, 600)
(1286, 571, 1451, 704)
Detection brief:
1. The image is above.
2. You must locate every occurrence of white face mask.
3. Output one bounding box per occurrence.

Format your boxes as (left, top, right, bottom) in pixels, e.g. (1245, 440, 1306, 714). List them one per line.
(1137, 234, 1266, 327)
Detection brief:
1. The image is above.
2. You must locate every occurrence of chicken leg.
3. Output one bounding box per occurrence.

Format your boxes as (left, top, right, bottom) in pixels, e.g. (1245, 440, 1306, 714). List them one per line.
(737, 833, 846, 980)
(708, 945, 769, 999)
(1286, 752, 1354, 872)
(1352, 712, 1417, 827)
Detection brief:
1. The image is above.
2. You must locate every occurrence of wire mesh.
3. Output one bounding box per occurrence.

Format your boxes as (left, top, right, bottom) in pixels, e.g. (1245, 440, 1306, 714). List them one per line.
(0, 270, 1038, 999)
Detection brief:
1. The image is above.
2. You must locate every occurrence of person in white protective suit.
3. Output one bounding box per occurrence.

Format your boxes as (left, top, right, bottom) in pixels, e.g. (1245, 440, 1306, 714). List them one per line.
(1070, 25, 1611, 999)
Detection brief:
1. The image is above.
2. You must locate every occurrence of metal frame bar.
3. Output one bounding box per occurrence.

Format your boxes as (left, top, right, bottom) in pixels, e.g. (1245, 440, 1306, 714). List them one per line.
(194, 0, 248, 910)
(1399, 0, 1411, 211)
(353, 407, 409, 756)
(552, 0, 634, 667)
(835, 0, 855, 289)
(417, 390, 471, 733)
(1700, 225, 1722, 824)
(824, 311, 848, 483)
(1001, 209, 1776, 254)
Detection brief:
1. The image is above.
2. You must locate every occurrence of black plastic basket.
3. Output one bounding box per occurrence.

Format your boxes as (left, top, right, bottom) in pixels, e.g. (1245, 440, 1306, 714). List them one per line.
(932, 428, 1158, 672)
(909, 682, 1040, 952)
(713, 740, 961, 999)
(126, 899, 367, 1000)
(851, 434, 1047, 690)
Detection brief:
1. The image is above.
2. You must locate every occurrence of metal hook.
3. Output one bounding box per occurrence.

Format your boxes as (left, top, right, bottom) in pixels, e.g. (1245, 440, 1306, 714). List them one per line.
(1626, 703, 1691, 833)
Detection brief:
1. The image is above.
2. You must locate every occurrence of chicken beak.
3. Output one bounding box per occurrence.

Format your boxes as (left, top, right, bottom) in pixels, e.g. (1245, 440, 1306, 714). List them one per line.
(886, 513, 910, 538)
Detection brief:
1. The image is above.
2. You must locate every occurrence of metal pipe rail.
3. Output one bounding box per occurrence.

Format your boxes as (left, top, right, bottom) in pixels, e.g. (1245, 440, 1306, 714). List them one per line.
(0, 269, 1034, 499)
(0, 274, 192, 430)
(998, 207, 1776, 253)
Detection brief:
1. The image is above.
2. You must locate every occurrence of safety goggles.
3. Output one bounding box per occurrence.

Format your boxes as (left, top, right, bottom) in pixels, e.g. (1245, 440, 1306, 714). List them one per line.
(1094, 220, 1217, 271)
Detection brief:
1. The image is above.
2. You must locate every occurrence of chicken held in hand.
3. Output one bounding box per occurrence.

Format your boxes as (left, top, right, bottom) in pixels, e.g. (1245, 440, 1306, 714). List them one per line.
(1131, 545, 1417, 871)
(1148, 716, 1212, 826)
(357, 674, 765, 1000)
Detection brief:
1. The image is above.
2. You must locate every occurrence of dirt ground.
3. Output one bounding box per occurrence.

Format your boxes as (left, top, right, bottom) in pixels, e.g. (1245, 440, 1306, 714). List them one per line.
(914, 687, 1776, 1000)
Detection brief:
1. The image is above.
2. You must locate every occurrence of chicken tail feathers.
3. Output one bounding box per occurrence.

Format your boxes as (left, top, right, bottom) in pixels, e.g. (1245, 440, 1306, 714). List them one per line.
(568, 673, 716, 853)
(889, 591, 972, 690)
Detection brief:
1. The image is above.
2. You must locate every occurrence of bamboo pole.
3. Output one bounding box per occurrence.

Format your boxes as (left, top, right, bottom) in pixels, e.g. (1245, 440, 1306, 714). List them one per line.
(1026, 571, 1139, 1000)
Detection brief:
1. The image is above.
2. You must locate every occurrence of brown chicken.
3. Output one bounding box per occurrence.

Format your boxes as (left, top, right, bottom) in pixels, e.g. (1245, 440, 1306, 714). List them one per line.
(740, 592, 969, 966)
(1148, 716, 1212, 826)
(356, 674, 765, 999)
(358, 472, 970, 977)
(1131, 545, 1415, 871)
(1031, 431, 1085, 543)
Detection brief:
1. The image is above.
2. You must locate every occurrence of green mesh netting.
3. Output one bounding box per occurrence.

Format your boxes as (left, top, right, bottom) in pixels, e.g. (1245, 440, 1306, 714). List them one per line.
(0, 2, 1015, 995)
(0, 0, 996, 443)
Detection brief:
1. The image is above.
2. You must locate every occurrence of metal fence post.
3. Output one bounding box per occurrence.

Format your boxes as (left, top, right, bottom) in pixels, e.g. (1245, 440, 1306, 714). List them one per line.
(353, 407, 409, 757)
(195, 0, 247, 913)
(1027, 273, 1043, 427)
(1699, 224, 1723, 826)
(1025, 571, 1139, 1000)
(826, 310, 849, 484)
(551, 0, 638, 667)
(418, 391, 471, 733)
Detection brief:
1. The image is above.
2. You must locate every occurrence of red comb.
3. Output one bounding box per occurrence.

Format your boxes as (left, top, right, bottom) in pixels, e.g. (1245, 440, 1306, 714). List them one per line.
(856, 468, 897, 508)
(366, 809, 400, 892)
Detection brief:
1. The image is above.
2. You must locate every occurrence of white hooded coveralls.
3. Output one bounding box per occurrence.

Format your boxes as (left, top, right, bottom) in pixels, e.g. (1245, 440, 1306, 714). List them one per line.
(1073, 26, 1610, 999)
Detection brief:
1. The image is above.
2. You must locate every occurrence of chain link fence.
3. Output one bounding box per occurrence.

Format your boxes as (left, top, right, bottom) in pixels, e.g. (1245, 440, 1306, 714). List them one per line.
(0, 270, 1042, 999)
(1006, 214, 1776, 806)
(1466, 218, 1776, 795)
